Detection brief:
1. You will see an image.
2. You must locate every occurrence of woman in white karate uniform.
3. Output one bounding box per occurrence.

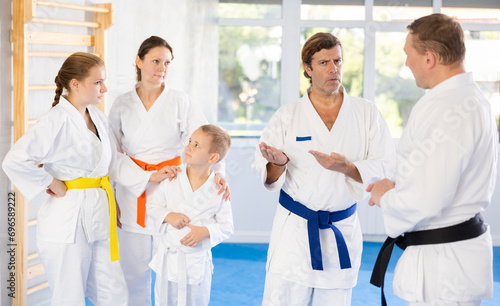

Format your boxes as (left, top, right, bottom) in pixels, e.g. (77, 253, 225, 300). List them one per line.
(108, 36, 229, 306)
(2, 53, 172, 305)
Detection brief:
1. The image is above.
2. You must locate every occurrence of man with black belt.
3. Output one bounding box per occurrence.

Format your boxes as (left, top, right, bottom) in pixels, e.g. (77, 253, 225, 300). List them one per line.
(367, 13, 498, 306)
(253, 32, 396, 305)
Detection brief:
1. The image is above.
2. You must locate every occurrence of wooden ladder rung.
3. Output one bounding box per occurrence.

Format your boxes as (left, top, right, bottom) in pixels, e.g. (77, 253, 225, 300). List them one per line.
(28, 31, 94, 46)
(27, 219, 38, 227)
(28, 51, 99, 58)
(27, 252, 39, 261)
(31, 17, 100, 28)
(36, 1, 110, 13)
(28, 119, 37, 126)
(27, 262, 45, 280)
(28, 84, 56, 91)
(27, 282, 49, 295)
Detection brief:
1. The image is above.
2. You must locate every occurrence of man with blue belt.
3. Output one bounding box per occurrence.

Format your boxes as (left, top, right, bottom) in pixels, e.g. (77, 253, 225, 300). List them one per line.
(367, 14, 498, 306)
(253, 32, 396, 306)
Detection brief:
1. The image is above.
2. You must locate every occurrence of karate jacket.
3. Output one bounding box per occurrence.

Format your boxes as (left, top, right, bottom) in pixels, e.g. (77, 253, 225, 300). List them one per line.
(253, 86, 396, 289)
(2, 97, 151, 244)
(380, 73, 498, 302)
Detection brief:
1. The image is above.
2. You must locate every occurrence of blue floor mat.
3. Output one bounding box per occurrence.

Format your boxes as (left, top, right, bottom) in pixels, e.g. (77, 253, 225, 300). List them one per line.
(86, 242, 500, 305)
(209, 242, 500, 306)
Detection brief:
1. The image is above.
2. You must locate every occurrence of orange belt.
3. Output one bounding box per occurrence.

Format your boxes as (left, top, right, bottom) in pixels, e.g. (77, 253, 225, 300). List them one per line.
(130, 156, 182, 227)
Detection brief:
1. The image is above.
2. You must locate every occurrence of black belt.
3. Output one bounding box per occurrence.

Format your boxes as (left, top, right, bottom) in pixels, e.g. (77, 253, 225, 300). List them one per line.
(370, 214, 486, 306)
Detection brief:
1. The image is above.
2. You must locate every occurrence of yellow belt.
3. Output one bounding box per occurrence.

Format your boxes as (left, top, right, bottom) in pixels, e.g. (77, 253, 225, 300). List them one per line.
(64, 175, 119, 261)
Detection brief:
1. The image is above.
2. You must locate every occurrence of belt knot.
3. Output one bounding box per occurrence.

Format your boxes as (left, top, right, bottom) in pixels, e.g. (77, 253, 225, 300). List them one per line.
(279, 189, 357, 271)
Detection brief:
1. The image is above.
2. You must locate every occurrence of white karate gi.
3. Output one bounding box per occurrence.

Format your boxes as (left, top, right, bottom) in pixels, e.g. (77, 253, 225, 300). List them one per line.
(253, 87, 396, 302)
(147, 165, 233, 306)
(2, 97, 152, 305)
(379, 73, 498, 303)
(109, 84, 208, 305)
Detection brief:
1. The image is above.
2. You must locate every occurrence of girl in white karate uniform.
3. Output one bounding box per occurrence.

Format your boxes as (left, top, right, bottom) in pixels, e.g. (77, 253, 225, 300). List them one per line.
(2, 53, 172, 305)
(108, 36, 229, 305)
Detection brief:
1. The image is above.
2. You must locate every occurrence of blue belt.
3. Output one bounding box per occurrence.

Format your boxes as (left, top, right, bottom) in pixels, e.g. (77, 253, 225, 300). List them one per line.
(279, 189, 357, 271)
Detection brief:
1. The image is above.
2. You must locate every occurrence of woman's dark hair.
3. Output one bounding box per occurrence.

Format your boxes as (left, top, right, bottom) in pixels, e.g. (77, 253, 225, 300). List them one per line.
(136, 36, 174, 82)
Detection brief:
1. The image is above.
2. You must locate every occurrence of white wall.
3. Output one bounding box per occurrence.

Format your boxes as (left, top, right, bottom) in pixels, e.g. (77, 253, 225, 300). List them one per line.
(0, 1, 499, 305)
(103, 0, 218, 122)
(224, 139, 278, 243)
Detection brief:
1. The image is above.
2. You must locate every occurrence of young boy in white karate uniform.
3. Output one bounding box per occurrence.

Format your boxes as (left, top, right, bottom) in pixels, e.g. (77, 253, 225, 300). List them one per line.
(147, 124, 234, 306)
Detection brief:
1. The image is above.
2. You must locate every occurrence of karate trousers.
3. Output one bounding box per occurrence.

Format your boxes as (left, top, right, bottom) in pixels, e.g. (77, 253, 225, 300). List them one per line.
(408, 301, 480, 306)
(154, 262, 212, 306)
(263, 272, 352, 306)
(118, 228, 154, 306)
(37, 217, 128, 306)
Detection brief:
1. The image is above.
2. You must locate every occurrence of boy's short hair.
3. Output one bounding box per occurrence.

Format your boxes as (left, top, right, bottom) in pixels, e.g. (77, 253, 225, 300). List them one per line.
(199, 124, 231, 163)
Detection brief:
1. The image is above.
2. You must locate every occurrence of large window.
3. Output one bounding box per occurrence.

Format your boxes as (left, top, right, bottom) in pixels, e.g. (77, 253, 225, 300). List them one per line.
(375, 32, 425, 137)
(442, 0, 500, 24)
(373, 0, 432, 21)
(301, 2, 365, 20)
(219, 0, 281, 19)
(464, 30, 500, 137)
(218, 1, 283, 137)
(218, 0, 500, 139)
(218, 26, 282, 136)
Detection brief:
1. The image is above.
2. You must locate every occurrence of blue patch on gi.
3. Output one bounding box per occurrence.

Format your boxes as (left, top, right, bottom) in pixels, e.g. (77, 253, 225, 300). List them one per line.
(296, 136, 312, 141)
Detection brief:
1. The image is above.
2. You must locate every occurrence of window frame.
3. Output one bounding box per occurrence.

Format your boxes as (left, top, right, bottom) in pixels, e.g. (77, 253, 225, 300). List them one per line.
(218, 0, 500, 144)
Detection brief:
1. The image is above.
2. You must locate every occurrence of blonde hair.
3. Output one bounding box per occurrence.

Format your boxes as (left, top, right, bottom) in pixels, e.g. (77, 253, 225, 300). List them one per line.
(53, 52, 104, 107)
(199, 125, 231, 162)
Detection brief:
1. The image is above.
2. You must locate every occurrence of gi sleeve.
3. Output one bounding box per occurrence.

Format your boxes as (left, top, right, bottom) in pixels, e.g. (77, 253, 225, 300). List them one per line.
(2, 112, 62, 201)
(108, 97, 125, 153)
(106, 114, 152, 197)
(203, 198, 234, 249)
(252, 107, 288, 191)
(349, 104, 396, 200)
(146, 180, 173, 234)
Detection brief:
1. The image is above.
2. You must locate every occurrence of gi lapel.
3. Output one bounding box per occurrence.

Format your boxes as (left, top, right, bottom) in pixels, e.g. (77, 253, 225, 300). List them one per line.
(87, 106, 109, 177)
(178, 168, 217, 222)
(59, 98, 104, 175)
(126, 86, 172, 153)
(294, 89, 352, 204)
